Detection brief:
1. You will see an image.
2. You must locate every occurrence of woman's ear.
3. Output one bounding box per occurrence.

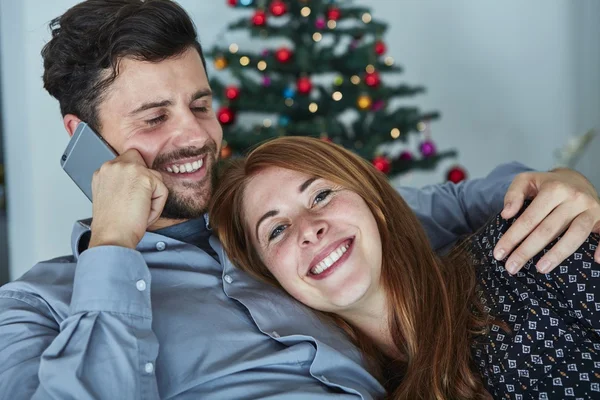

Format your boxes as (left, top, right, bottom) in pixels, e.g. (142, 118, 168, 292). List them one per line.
(63, 114, 82, 137)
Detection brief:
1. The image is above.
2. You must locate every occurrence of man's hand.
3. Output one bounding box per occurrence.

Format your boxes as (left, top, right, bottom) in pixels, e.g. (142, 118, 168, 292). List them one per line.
(493, 168, 600, 274)
(88, 149, 168, 250)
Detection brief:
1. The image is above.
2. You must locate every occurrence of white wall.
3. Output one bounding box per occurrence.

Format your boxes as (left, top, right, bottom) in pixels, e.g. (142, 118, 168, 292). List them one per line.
(1, 0, 598, 280)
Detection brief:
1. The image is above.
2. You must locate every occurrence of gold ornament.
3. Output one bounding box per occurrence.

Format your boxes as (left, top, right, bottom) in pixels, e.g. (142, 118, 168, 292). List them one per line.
(357, 95, 372, 110)
(221, 145, 232, 159)
(214, 57, 228, 70)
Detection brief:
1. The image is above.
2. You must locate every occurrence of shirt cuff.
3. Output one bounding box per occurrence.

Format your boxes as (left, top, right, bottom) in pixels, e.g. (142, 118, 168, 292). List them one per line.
(70, 246, 152, 319)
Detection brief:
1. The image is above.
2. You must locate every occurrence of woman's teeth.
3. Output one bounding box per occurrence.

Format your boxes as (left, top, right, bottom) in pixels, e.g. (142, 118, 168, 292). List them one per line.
(165, 158, 203, 174)
(311, 242, 350, 275)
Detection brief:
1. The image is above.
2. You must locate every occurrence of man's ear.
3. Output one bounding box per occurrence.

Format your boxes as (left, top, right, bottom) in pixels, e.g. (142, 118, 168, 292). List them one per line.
(63, 114, 82, 137)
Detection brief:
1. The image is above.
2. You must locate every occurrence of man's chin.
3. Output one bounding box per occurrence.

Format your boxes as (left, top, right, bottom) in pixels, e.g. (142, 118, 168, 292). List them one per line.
(160, 186, 212, 221)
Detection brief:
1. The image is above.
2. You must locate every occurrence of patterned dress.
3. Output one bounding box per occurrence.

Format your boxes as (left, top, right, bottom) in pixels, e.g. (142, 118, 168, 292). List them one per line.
(470, 205, 600, 400)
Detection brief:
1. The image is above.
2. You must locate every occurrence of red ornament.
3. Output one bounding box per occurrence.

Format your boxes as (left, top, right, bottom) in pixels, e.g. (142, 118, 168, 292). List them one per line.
(374, 40, 386, 55)
(447, 166, 467, 183)
(227, 0, 237, 6)
(252, 10, 267, 26)
(321, 137, 333, 143)
(327, 7, 341, 21)
(296, 77, 312, 95)
(275, 47, 293, 63)
(217, 107, 235, 125)
(364, 71, 381, 87)
(269, 0, 287, 16)
(225, 86, 240, 100)
(372, 155, 391, 174)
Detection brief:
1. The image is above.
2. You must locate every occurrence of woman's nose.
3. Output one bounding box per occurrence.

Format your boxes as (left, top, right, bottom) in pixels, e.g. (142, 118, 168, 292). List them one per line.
(300, 220, 327, 246)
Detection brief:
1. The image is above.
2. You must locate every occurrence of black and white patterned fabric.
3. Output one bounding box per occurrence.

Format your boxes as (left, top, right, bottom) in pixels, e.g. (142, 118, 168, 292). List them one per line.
(470, 204, 600, 400)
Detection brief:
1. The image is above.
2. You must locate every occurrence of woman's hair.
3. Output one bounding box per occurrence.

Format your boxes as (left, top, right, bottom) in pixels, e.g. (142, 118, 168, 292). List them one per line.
(209, 136, 490, 399)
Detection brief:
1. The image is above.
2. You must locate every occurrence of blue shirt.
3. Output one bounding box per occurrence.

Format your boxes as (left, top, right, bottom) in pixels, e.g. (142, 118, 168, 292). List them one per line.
(0, 162, 531, 399)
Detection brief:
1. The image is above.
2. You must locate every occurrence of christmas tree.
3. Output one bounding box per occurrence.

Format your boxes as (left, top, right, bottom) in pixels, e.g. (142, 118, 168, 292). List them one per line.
(209, 0, 463, 179)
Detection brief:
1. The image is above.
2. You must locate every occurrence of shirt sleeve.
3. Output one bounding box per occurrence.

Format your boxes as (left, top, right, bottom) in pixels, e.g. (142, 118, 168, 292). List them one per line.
(397, 162, 534, 252)
(0, 246, 160, 400)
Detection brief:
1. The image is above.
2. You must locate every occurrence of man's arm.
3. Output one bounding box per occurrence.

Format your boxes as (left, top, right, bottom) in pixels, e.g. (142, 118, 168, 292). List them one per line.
(399, 162, 600, 274)
(0, 248, 160, 400)
(397, 162, 532, 252)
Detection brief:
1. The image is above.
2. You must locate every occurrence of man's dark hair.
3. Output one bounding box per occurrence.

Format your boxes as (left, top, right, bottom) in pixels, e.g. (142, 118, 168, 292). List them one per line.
(42, 0, 206, 132)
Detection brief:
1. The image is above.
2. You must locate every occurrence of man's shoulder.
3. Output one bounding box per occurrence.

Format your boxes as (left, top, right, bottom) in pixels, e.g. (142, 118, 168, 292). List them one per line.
(0, 254, 77, 321)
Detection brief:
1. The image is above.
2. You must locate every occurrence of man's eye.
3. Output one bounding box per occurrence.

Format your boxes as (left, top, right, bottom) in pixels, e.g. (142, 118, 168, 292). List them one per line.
(192, 107, 208, 113)
(313, 189, 332, 205)
(146, 115, 167, 126)
(269, 225, 287, 241)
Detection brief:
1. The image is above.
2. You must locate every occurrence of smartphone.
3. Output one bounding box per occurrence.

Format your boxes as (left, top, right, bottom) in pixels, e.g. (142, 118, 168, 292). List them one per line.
(60, 122, 117, 201)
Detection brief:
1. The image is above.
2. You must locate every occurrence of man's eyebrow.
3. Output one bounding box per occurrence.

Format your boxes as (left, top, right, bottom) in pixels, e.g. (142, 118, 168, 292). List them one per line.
(128, 89, 212, 116)
(129, 99, 172, 116)
(255, 210, 279, 240)
(191, 89, 212, 101)
(299, 177, 319, 193)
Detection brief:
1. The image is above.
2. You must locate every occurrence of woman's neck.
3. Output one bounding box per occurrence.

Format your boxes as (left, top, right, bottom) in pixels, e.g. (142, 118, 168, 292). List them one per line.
(339, 288, 398, 358)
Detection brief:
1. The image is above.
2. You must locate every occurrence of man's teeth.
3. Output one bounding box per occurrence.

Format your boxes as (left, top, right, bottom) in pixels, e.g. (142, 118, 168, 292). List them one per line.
(165, 158, 204, 174)
(311, 242, 350, 275)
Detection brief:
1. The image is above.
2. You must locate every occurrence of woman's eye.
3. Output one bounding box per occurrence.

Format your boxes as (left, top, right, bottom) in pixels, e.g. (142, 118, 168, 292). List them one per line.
(313, 189, 332, 205)
(269, 225, 287, 241)
(146, 114, 167, 126)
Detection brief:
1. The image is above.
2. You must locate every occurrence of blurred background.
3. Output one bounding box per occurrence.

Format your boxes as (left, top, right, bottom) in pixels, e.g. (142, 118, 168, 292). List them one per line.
(0, 0, 598, 284)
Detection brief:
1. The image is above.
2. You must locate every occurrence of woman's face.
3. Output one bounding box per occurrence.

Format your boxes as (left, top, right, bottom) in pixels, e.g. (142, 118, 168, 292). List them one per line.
(243, 166, 383, 313)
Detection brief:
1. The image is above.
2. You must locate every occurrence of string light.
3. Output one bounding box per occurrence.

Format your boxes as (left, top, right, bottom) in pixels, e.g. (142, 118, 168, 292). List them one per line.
(229, 43, 239, 53)
(362, 13, 372, 23)
(332, 91, 343, 101)
(384, 56, 394, 66)
(312, 32, 322, 42)
(285, 98, 294, 107)
(417, 121, 427, 132)
(327, 20, 336, 29)
(240, 56, 250, 66)
(300, 6, 311, 17)
(257, 60, 267, 71)
(391, 128, 401, 139)
(350, 75, 361, 84)
(365, 64, 375, 73)
(309, 103, 318, 113)
(263, 119, 272, 127)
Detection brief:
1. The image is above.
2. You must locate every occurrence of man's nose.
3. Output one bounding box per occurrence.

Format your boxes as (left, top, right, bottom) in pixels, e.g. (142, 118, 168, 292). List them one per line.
(170, 109, 211, 147)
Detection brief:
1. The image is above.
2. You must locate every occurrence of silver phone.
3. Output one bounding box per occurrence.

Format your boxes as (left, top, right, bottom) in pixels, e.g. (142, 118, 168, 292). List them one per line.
(60, 122, 117, 201)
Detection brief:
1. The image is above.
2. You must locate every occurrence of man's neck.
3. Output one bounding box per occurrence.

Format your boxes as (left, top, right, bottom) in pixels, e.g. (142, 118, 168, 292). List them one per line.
(149, 217, 190, 231)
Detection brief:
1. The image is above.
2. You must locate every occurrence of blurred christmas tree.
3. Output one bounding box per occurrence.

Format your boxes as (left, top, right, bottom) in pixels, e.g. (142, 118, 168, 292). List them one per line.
(209, 0, 464, 179)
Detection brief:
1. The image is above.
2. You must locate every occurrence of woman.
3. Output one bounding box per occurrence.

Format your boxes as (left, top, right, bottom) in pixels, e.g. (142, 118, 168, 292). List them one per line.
(209, 136, 600, 399)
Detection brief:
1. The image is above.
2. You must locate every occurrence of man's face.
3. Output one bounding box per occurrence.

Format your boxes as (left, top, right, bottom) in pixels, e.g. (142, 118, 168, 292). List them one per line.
(97, 47, 222, 220)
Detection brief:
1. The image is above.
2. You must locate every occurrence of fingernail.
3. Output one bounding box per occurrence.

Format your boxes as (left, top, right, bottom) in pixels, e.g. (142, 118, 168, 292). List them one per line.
(537, 260, 551, 273)
(504, 202, 512, 211)
(507, 261, 519, 274)
(494, 249, 506, 260)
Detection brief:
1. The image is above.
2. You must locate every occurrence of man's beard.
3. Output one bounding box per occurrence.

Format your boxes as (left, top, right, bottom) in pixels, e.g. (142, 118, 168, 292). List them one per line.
(153, 141, 219, 220)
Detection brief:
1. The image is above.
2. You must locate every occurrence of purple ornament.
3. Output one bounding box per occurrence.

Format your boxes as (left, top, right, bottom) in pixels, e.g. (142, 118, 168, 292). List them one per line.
(315, 17, 326, 29)
(398, 151, 413, 161)
(371, 100, 385, 111)
(261, 49, 270, 57)
(262, 76, 272, 86)
(419, 140, 436, 157)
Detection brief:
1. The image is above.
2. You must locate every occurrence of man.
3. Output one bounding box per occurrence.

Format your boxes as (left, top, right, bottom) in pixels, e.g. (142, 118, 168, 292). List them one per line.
(0, 1, 599, 399)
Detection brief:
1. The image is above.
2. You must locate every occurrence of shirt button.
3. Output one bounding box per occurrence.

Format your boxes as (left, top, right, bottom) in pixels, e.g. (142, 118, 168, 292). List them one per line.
(321, 375, 328, 382)
(136, 280, 147, 291)
(272, 331, 280, 338)
(144, 362, 154, 374)
(155, 241, 166, 251)
(224, 275, 233, 284)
